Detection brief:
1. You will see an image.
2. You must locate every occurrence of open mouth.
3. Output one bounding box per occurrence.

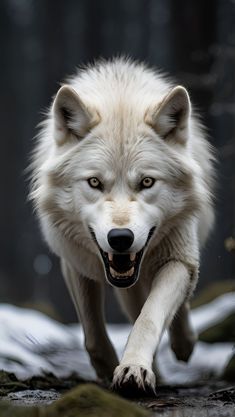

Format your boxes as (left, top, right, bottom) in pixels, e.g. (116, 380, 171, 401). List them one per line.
(100, 249, 144, 288)
(90, 227, 155, 288)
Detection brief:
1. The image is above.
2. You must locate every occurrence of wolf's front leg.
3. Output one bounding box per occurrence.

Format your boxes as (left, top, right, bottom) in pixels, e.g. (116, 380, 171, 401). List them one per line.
(112, 261, 190, 395)
(61, 260, 119, 381)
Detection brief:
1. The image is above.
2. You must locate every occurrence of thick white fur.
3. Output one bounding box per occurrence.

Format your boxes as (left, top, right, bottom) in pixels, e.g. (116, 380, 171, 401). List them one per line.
(30, 58, 215, 392)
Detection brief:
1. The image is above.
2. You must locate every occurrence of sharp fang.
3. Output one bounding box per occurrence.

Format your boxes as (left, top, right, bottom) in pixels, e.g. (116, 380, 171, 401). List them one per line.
(110, 266, 135, 278)
(110, 267, 117, 277)
(130, 253, 136, 261)
(128, 266, 135, 276)
(108, 253, 113, 261)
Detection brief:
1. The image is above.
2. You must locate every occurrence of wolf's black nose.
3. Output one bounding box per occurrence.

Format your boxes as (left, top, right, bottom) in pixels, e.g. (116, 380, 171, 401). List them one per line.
(108, 228, 134, 252)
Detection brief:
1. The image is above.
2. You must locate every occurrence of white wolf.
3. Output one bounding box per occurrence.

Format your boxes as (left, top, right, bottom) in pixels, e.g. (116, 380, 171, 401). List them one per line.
(30, 58, 215, 394)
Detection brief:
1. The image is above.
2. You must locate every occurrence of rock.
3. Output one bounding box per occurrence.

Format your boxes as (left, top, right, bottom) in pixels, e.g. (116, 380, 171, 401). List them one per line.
(222, 353, 235, 382)
(0, 384, 149, 417)
(199, 313, 235, 343)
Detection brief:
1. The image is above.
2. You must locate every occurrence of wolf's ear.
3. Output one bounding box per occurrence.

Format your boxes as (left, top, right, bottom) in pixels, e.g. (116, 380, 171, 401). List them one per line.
(145, 86, 191, 145)
(52, 85, 99, 145)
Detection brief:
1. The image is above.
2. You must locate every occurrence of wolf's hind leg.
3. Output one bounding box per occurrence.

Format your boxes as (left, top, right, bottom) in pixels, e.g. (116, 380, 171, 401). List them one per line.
(61, 260, 118, 381)
(169, 301, 197, 362)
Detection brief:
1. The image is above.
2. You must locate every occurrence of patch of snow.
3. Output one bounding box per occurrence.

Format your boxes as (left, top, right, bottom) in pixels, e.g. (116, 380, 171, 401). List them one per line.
(0, 292, 234, 383)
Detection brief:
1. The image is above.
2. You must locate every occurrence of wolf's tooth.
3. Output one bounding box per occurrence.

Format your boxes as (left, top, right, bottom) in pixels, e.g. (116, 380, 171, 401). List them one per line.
(109, 266, 135, 278)
(108, 253, 113, 261)
(130, 253, 136, 261)
(110, 266, 118, 277)
(126, 267, 135, 276)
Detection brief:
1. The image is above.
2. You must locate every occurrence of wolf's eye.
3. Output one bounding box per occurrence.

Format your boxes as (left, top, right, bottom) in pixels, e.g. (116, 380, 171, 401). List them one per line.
(140, 177, 155, 189)
(88, 177, 103, 190)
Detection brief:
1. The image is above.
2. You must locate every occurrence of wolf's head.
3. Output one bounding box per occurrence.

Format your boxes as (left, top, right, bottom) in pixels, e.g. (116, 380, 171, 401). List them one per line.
(32, 74, 204, 289)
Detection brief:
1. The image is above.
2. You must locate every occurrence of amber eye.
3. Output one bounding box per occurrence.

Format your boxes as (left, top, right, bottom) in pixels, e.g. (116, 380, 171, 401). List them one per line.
(87, 177, 101, 188)
(140, 177, 155, 189)
(88, 177, 102, 189)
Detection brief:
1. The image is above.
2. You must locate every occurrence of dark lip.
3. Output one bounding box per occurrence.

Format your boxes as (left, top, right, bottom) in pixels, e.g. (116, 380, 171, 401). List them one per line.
(89, 227, 155, 289)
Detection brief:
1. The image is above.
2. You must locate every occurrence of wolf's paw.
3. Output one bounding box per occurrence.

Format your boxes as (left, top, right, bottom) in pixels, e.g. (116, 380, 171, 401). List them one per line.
(112, 364, 156, 397)
(171, 332, 197, 362)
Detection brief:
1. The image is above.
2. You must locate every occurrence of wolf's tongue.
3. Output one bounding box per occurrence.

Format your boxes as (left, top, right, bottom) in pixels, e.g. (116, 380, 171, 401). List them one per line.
(112, 254, 133, 273)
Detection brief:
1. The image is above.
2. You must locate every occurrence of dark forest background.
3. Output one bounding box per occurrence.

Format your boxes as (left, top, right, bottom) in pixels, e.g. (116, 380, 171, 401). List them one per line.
(0, 0, 234, 322)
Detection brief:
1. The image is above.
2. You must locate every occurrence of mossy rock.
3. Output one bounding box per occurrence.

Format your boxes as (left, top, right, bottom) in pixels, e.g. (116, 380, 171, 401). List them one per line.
(191, 280, 235, 308)
(0, 384, 149, 417)
(199, 313, 235, 343)
(0, 371, 28, 396)
(0, 370, 84, 397)
(0, 402, 37, 417)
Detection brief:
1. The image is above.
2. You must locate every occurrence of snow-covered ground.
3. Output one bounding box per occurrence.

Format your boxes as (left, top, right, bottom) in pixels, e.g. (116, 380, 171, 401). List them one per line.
(0, 292, 234, 383)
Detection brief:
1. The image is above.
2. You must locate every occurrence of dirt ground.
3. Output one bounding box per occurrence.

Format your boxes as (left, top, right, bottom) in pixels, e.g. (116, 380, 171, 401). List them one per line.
(0, 371, 234, 417)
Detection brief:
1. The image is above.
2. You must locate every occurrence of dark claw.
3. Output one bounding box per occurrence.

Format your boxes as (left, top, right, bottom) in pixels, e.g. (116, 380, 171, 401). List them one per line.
(142, 368, 147, 380)
(112, 370, 156, 398)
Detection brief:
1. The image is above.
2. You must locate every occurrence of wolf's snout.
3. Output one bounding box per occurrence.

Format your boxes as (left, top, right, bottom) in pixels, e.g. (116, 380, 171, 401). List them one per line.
(107, 228, 134, 252)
